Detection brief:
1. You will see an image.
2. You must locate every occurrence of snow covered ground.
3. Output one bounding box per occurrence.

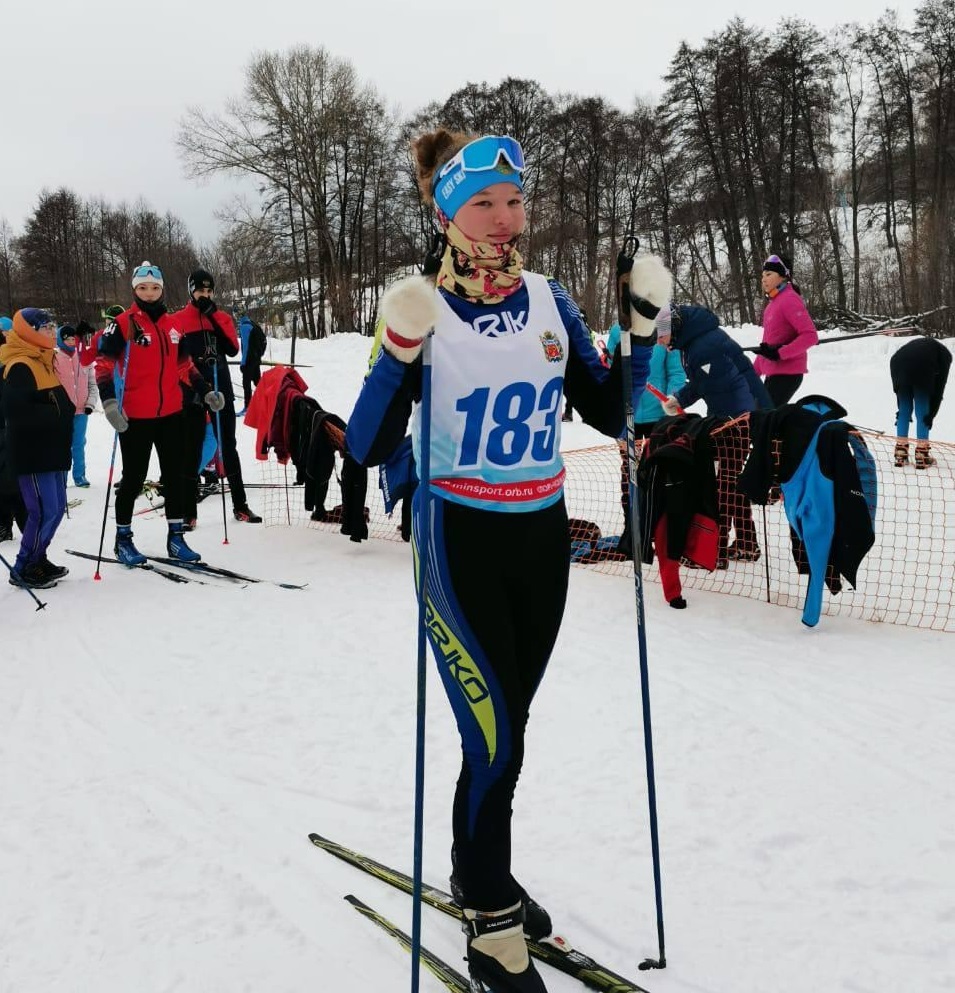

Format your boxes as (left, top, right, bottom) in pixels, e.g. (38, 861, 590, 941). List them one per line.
(1, 328, 953, 993)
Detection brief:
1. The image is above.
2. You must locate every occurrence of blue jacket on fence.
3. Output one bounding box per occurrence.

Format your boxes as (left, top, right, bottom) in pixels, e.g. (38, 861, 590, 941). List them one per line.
(605, 325, 687, 424)
(671, 306, 772, 416)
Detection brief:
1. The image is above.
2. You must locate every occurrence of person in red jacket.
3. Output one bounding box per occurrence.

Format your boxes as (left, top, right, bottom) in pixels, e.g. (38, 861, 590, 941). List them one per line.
(95, 261, 225, 565)
(754, 253, 819, 406)
(174, 269, 261, 526)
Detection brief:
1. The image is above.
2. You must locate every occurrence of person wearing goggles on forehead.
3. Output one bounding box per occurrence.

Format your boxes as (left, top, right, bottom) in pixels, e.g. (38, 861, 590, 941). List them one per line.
(754, 253, 819, 406)
(0, 309, 74, 589)
(347, 130, 667, 993)
(95, 261, 225, 567)
(173, 269, 261, 527)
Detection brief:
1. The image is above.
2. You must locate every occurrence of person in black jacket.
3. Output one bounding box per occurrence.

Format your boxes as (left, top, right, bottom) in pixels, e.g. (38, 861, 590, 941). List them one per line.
(0, 309, 74, 588)
(890, 336, 952, 469)
(174, 269, 262, 525)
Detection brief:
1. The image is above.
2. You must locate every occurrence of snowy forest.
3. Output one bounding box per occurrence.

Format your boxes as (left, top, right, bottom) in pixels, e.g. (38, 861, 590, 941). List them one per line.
(3, 1, 955, 336)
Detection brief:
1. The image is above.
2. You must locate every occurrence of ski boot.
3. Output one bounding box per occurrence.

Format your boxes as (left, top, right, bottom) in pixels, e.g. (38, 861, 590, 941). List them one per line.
(915, 442, 936, 470)
(894, 442, 909, 467)
(167, 522, 201, 563)
(464, 904, 548, 993)
(114, 525, 147, 566)
(450, 857, 552, 943)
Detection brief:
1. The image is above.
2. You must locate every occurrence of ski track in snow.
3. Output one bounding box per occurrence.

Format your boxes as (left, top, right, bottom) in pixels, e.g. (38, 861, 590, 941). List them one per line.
(1, 331, 953, 993)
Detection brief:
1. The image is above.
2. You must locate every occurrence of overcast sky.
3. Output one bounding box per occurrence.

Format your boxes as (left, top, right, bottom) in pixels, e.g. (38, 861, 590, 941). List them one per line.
(3, 0, 923, 249)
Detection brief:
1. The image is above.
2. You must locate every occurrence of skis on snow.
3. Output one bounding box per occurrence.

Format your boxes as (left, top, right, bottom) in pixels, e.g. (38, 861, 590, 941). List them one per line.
(65, 549, 199, 584)
(344, 894, 471, 992)
(144, 556, 307, 590)
(308, 832, 651, 993)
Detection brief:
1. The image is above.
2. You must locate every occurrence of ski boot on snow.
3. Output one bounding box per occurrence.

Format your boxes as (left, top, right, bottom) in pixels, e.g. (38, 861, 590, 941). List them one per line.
(915, 442, 936, 470)
(233, 505, 263, 523)
(894, 441, 909, 467)
(167, 522, 201, 563)
(115, 525, 147, 566)
(464, 903, 549, 993)
(450, 854, 552, 943)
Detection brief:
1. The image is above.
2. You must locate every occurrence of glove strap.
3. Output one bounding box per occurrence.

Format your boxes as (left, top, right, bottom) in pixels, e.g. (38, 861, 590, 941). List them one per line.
(385, 326, 424, 351)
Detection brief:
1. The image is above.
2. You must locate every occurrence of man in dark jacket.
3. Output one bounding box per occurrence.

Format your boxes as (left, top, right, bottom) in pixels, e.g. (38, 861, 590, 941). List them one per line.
(659, 305, 772, 564)
(890, 336, 952, 469)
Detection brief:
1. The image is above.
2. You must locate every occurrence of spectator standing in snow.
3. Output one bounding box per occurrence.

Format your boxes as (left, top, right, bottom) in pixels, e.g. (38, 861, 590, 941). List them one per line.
(890, 336, 952, 469)
(238, 314, 267, 412)
(753, 253, 819, 406)
(660, 305, 771, 565)
(96, 262, 223, 566)
(0, 309, 73, 589)
(606, 309, 686, 555)
(0, 315, 28, 543)
(53, 324, 98, 487)
(346, 128, 661, 993)
(174, 269, 261, 526)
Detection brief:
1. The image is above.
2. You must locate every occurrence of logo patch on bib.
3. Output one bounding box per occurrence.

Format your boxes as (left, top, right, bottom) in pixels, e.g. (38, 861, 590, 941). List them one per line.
(540, 330, 564, 363)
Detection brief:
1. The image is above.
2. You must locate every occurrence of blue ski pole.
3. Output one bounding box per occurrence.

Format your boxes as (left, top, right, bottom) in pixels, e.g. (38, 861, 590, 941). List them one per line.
(410, 333, 433, 993)
(94, 339, 131, 580)
(615, 242, 666, 971)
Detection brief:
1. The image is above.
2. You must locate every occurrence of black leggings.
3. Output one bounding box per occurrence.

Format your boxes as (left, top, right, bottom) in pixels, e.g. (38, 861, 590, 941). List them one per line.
(182, 402, 247, 518)
(418, 495, 571, 912)
(242, 364, 261, 407)
(764, 373, 803, 407)
(116, 414, 185, 525)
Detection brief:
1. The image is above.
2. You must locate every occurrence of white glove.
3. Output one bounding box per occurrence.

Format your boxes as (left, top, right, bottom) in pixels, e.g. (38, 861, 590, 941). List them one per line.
(102, 398, 129, 433)
(629, 255, 673, 338)
(204, 391, 226, 412)
(379, 276, 441, 363)
(662, 395, 682, 416)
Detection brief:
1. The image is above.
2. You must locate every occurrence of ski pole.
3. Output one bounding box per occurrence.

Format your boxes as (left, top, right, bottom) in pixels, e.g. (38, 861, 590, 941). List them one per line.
(410, 333, 433, 993)
(616, 243, 667, 971)
(212, 361, 229, 545)
(94, 340, 130, 580)
(0, 549, 47, 610)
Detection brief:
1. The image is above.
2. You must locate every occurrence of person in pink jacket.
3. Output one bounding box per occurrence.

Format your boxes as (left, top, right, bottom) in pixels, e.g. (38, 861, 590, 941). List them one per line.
(54, 324, 99, 487)
(754, 253, 819, 406)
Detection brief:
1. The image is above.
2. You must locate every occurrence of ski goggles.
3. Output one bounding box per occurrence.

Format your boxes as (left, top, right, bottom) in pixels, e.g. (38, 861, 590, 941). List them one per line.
(432, 135, 526, 220)
(763, 254, 791, 278)
(132, 263, 164, 287)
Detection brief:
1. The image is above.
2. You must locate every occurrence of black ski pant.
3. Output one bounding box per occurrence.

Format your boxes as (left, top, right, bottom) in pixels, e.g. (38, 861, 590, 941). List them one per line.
(242, 363, 261, 407)
(764, 373, 803, 407)
(417, 494, 570, 913)
(116, 414, 185, 525)
(182, 402, 247, 520)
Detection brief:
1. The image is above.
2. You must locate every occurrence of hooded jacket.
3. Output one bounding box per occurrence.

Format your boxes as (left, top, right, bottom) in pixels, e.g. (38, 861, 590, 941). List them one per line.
(671, 306, 772, 416)
(0, 311, 73, 474)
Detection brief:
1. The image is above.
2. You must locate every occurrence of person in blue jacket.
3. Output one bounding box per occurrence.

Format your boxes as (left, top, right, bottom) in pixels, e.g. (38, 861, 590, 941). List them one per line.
(607, 313, 686, 552)
(237, 314, 267, 412)
(346, 129, 665, 993)
(660, 305, 772, 565)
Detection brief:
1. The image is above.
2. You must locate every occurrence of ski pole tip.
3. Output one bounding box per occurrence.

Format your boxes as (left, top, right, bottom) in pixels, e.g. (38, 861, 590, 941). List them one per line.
(638, 957, 666, 971)
(93, 573, 102, 581)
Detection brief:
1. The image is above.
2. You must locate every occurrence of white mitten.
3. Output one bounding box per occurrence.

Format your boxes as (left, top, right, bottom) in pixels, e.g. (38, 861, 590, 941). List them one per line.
(662, 395, 682, 416)
(629, 256, 673, 338)
(380, 276, 441, 362)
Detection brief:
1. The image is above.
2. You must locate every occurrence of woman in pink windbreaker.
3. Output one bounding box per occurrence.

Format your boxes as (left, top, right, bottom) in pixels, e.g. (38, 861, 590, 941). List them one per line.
(754, 253, 819, 406)
(53, 324, 98, 487)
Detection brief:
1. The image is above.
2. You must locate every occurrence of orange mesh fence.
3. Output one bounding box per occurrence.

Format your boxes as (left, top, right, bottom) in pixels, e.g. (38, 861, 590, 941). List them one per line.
(252, 430, 955, 633)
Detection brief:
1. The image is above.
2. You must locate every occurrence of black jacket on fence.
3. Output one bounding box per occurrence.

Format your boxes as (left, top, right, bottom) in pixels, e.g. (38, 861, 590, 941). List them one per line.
(636, 414, 721, 565)
(889, 337, 952, 426)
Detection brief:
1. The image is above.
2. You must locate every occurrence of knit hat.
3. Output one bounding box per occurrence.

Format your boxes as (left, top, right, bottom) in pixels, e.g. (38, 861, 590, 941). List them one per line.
(188, 268, 215, 295)
(57, 324, 77, 352)
(131, 261, 164, 289)
(763, 253, 792, 279)
(0, 316, 12, 334)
